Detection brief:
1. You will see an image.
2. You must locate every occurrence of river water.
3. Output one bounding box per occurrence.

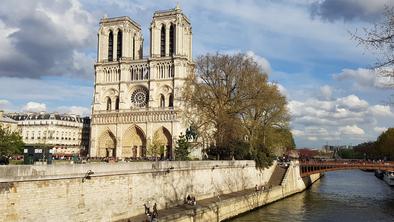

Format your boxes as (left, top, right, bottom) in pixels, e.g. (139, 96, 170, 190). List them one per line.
(229, 170, 394, 222)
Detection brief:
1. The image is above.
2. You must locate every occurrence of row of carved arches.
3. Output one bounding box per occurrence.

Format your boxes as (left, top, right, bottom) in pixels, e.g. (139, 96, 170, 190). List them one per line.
(103, 68, 120, 82)
(97, 126, 173, 159)
(106, 96, 119, 111)
(157, 63, 174, 79)
(160, 93, 174, 108)
(130, 65, 150, 81)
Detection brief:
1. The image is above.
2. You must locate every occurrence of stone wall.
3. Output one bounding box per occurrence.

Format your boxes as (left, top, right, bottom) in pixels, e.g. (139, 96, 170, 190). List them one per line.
(148, 161, 321, 222)
(0, 161, 276, 221)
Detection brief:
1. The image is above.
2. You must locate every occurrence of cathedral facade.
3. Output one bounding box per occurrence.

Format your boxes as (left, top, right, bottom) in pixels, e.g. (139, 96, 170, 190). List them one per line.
(90, 6, 193, 159)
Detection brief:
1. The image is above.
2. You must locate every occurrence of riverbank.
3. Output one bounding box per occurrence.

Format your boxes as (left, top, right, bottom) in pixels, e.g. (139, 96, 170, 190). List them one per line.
(123, 162, 321, 222)
(231, 170, 394, 222)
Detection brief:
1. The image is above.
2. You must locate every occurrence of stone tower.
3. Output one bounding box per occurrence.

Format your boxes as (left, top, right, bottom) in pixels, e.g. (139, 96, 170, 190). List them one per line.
(90, 7, 194, 159)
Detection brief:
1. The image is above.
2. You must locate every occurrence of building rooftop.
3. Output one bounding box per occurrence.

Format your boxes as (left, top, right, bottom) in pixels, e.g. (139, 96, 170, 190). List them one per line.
(153, 5, 190, 24)
(0, 115, 18, 124)
(5, 112, 90, 123)
(100, 16, 141, 29)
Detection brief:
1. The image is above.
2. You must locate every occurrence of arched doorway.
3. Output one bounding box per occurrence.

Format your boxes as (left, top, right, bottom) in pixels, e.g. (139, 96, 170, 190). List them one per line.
(152, 127, 173, 160)
(98, 130, 116, 157)
(122, 126, 146, 158)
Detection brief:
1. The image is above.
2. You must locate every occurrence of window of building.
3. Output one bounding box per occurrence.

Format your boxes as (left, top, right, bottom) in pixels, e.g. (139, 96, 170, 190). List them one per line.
(132, 37, 135, 60)
(108, 31, 114, 61)
(115, 96, 119, 110)
(169, 24, 175, 55)
(117, 30, 122, 60)
(160, 25, 166, 57)
(169, 93, 174, 108)
(106, 97, 112, 111)
(160, 94, 165, 108)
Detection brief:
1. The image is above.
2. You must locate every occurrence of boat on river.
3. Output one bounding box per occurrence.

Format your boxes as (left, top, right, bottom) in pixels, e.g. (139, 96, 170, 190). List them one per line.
(375, 170, 384, 179)
(383, 171, 394, 186)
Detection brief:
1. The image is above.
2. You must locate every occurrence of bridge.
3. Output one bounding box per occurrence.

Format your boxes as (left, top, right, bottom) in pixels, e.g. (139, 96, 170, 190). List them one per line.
(299, 160, 394, 177)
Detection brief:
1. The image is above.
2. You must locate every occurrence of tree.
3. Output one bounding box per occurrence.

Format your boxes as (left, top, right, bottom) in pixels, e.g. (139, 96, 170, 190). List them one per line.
(182, 53, 291, 167)
(352, 7, 394, 78)
(0, 125, 24, 157)
(147, 141, 161, 160)
(376, 128, 394, 160)
(175, 133, 190, 160)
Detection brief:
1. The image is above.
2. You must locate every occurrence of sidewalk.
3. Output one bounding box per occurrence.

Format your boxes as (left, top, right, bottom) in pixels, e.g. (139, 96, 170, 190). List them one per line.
(118, 187, 276, 222)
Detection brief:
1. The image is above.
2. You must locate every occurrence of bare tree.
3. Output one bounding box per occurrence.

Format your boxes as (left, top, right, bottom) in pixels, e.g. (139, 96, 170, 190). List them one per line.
(182, 53, 292, 162)
(352, 7, 394, 77)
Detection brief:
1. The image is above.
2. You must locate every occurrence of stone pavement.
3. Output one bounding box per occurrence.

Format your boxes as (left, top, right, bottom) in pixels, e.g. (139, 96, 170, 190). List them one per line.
(118, 187, 273, 222)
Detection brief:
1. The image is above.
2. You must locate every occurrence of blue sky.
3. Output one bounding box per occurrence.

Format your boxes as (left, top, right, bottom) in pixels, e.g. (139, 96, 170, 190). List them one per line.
(0, 0, 394, 148)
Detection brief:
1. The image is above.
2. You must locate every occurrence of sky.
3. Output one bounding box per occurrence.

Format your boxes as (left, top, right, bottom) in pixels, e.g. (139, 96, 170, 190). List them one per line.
(0, 0, 394, 148)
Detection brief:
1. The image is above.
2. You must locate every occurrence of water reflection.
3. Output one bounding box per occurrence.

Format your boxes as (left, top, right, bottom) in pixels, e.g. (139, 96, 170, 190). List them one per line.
(229, 170, 394, 222)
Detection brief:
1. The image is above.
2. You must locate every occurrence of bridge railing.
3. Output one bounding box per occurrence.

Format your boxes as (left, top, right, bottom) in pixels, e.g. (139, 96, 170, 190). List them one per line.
(299, 160, 394, 177)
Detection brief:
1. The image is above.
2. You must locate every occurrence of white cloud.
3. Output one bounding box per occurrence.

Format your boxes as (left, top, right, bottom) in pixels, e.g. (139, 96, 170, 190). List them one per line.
(276, 83, 288, 96)
(307, 136, 318, 141)
(369, 105, 393, 117)
(339, 125, 365, 136)
(22, 102, 47, 112)
(291, 129, 304, 136)
(373, 126, 387, 133)
(337, 94, 369, 111)
(0, 99, 9, 105)
(0, 0, 96, 78)
(0, 99, 10, 110)
(288, 91, 394, 147)
(333, 68, 394, 89)
(320, 85, 332, 100)
(245, 51, 271, 74)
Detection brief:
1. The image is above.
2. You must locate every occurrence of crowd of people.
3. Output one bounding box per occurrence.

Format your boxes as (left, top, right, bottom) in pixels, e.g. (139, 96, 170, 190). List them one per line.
(185, 195, 197, 205)
(143, 202, 158, 222)
(255, 184, 272, 192)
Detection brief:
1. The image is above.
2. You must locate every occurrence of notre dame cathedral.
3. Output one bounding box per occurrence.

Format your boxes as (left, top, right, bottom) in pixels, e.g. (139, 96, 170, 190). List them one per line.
(90, 6, 193, 159)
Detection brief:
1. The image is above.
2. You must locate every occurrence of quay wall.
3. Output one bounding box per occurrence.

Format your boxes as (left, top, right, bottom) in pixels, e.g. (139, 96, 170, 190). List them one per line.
(156, 161, 321, 222)
(0, 161, 276, 221)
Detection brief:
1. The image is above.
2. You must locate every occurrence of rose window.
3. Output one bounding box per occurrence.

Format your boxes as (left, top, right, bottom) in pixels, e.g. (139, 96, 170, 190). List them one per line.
(131, 88, 148, 107)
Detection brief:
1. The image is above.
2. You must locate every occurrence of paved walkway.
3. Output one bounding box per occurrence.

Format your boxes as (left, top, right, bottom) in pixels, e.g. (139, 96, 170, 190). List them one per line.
(118, 187, 271, 222)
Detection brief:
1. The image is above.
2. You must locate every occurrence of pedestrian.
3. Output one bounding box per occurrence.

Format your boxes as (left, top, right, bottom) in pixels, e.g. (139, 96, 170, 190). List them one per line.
(153, 203, 158, 217)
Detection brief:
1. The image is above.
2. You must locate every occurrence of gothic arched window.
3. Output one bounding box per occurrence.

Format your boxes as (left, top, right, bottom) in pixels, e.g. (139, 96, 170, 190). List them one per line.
(169, 93, 174, 108)
(106, 97, 112, 111)
(117, 30, 122, 60)
(132, 36, 135, 60)
(160, 94, 165, 108)
(108, 31, 113, 61)
(160, 25, 166, 57)
(115, 96, 119, 110)
(169, 24, 175, 55)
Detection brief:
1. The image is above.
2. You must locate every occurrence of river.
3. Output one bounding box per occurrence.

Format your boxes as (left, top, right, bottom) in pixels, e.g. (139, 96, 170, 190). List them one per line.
(229, 170, 394, 222)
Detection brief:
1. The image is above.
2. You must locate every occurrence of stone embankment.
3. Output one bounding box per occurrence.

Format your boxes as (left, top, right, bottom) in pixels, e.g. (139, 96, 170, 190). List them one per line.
(0, 160, 319, 221)
(123, 162, 320, 222)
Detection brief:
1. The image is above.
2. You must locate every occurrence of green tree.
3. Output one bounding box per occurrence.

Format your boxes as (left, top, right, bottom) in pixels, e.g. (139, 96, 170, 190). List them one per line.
(0, 125, 24, 156)
(147, 141, 161, 160)
(376, 128, 394, 160)
(175, 133, 190, 160)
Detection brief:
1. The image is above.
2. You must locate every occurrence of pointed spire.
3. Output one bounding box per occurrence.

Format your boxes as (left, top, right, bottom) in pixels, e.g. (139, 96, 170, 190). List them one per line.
(175, 3, 180, 10)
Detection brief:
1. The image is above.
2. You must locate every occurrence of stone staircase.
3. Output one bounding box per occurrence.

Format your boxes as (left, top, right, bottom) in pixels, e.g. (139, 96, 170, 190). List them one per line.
(268, 164, 288, 186)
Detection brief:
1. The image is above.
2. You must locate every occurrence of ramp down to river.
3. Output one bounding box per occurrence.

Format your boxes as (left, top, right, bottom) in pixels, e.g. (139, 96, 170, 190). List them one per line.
(123, 162, 321, 222)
